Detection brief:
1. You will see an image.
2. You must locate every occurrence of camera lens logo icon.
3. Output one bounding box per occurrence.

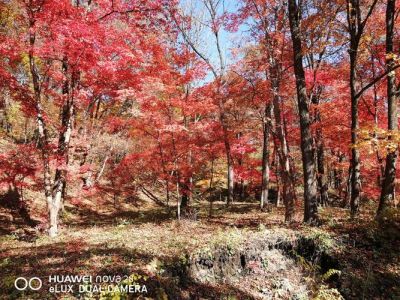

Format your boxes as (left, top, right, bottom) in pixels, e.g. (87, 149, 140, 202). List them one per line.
(14, 277, 42, 291)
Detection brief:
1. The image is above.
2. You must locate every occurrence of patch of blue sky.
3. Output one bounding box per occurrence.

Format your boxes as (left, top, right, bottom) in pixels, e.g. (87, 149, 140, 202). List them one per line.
(178, 0, 251, 83)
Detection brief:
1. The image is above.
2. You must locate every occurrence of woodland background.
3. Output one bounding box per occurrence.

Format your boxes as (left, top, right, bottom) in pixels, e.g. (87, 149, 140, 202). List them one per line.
(0, 0, 399, 299)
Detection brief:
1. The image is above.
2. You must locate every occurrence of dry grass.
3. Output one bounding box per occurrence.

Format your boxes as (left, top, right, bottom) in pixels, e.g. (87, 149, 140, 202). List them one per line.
(0, 194, 399, 299)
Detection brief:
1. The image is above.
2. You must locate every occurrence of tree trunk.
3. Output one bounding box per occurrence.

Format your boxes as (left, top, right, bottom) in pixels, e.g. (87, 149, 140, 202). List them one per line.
(346, 0, 379, 216)
(274, 148, 281, 207)
(28, 20, 57, 236)
(371, 57, 385, 185)
(343, 164, 352, 208)
(227, 158, 234, 205)
(349, 51, 361, 217)
(347, 0, 362, 217)
(260, 102, 273, 210)
(220, 114, 233, 206)
(51, 59, 75, 235)
(218, 104, 234, 206)
(378, 0, 398, 215)
(336, 152, 345, 198)
(180, 181, 190, 211)
(166, 180, 170, 207)
(176, 180, 181, 221)
(288, 0, 318, 223)
(316, 137, 329, 207)
(312, 95, 329, 207)
(0, 96, 11, 134)
(30, 19, 76, 237)
(272, 79, 295, 221)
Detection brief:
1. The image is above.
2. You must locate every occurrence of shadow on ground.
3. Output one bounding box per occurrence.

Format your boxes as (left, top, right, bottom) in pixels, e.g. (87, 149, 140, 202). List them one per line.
(0, 189, 38, 235)
(63, 203, 173, 227)
(0, 240, 256, 299)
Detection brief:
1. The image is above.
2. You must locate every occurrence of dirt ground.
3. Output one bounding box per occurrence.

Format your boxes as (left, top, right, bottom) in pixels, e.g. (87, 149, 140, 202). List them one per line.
(0, 194, 399, 300)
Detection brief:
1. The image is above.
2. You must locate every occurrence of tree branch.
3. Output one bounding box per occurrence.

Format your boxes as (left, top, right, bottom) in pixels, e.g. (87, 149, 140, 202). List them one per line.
(355, 64, 400, 99)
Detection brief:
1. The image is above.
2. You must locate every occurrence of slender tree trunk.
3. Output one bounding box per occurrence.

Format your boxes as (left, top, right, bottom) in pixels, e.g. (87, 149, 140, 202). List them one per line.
(258, 3, 293, 216)
(316, 137, 329, 206)
(53, 58, 75, 213)
(288, 0, 318, 223)
(180, 181, 190, 211)
(378, 0, 398, 215)
(371, 57, 385, 184)
(189, 174, 193, 202)
(0, 96, 11, 134)
(312, 95, 329, 207)
(182, 97, 194, 207)
(220, 113, 234, 206)
(156, 134, 170, 208)
(210, 158, 214, 190)
(349, 50, 361, 217)
(209, 158, 214, 217)
(217, 97, 234, 207)
(51, 59, 76, 236)
(28, 19, 57, 236)
(336, 153, 345, 198)
(176, 179, 181, 221)
(274, 148, 281, 207)
(347, 0, 362, 217)
(346, 0, 379, 216)
(30, 19, 77, 237)
(236, 131, 245, 200)
(260, 102, 273, 210)
(227, 157, 234, 205)
(271, 76, 295, 221)
(166, 179, 170, 207)
(343, 164, 352, 208)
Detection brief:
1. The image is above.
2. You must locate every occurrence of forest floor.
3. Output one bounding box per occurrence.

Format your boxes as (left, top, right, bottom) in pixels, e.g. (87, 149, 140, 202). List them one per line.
(0, 193, 399, 300)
